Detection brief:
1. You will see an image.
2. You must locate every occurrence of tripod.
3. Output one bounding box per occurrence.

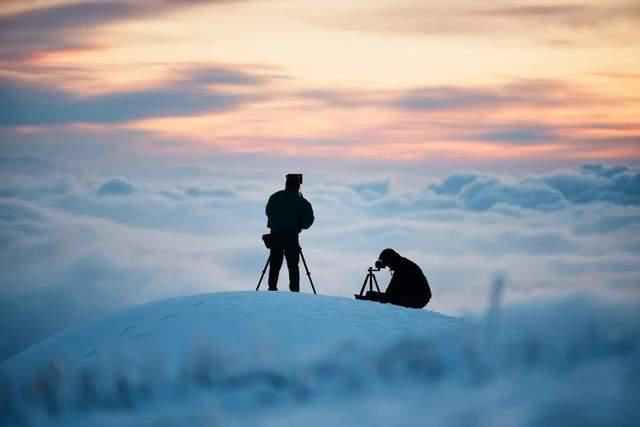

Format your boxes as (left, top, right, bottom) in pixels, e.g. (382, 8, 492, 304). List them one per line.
(355, 267, 382, 299)
(256, 246, 317, 294)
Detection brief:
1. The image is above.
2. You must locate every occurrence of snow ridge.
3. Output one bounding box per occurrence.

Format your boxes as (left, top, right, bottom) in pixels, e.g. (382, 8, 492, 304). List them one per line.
(1, 292, 639, 426)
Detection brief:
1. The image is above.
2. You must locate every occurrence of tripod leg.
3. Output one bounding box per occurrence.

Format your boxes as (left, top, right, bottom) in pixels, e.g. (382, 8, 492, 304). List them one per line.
(298, 248, 317, 294)
(256, 255, 270, 291)
(372, 274, 381, 292)
(358, 274, 370, 297)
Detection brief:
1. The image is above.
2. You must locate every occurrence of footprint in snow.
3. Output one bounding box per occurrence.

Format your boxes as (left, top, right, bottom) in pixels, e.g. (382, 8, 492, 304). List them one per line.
(160, 313, 180, 321)
(120, 325, 135, 335)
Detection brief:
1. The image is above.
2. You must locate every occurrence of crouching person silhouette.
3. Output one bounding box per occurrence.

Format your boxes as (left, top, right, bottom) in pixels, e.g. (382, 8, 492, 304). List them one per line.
(365, 248, 431, 308)
(265, 174, 314, 292)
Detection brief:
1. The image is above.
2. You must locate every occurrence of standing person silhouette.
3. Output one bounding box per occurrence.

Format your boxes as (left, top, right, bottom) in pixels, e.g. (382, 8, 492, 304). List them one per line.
(265, 174, 314, 292)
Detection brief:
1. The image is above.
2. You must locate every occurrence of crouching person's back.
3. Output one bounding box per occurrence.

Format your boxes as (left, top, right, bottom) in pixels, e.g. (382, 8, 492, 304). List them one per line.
(387, 255, 431, 308)
(366, 248, 431, 309)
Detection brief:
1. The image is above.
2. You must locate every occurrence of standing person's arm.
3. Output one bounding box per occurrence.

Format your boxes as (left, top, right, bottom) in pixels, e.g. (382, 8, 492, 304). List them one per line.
(266, 195, 273, 217)
(266, 194, 276, 228)
(299, 197, 314, 230)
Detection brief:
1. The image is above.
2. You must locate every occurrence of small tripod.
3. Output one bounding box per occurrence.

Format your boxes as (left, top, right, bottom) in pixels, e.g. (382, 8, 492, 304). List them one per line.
(256, 247, 317, 294)
(355, 267, 382, 299)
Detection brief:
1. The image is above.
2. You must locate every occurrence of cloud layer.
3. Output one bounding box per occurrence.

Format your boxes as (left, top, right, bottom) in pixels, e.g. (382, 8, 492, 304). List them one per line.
(429, 164, 640, 211)
(1, 159, 639, 362)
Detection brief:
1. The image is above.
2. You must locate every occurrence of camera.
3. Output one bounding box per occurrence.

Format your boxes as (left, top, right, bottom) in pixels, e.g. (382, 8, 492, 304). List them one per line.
(374, 259, 386, 269)
(261, 233, 273, 249)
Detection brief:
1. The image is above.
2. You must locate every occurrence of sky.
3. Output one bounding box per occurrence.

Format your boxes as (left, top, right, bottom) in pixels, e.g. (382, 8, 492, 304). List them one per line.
(1, 0, 639, 362)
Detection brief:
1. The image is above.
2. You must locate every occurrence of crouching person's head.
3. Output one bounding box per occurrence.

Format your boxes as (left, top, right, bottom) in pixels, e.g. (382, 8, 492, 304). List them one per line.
(377, 248, 401, 270)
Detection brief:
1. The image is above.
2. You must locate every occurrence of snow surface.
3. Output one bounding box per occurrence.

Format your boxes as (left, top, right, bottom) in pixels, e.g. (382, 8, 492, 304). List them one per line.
(1, 291, 639, 426)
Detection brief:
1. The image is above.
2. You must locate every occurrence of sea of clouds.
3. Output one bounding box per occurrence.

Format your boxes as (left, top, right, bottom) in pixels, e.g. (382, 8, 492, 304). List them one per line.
(1, 155, 639, 362)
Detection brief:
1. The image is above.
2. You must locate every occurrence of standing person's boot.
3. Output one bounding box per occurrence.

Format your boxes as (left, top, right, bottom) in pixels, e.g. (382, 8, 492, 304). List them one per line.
(289, 269, 300, 292)
(268, 247, 284, 291)
(284, 244, 300, 292)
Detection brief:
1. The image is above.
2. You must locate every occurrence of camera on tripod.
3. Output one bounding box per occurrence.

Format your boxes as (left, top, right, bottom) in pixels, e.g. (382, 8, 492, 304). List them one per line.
(354, 261, 386, 300)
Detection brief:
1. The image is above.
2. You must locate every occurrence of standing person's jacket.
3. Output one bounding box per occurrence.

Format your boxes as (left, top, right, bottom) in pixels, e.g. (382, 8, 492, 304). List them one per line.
(383, 257, 431, 308)
(266, 189, 314, 233)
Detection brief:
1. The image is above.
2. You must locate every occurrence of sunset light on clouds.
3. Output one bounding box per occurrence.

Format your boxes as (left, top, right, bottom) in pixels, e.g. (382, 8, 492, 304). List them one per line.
(1, 0, 640, 366)
(2, 0, 639, 163)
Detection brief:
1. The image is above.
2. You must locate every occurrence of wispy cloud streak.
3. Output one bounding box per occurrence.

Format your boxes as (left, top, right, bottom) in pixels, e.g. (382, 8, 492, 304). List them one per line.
(0, 0, 252, 59)
(0, 66, 268, 126)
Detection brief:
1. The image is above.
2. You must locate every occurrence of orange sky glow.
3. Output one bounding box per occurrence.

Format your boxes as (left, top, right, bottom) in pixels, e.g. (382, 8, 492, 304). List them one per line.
(1, 0, 639, 164)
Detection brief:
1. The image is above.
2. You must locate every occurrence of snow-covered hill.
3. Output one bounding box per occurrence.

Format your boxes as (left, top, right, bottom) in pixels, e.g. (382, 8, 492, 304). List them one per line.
(1, 292, 638, 426)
